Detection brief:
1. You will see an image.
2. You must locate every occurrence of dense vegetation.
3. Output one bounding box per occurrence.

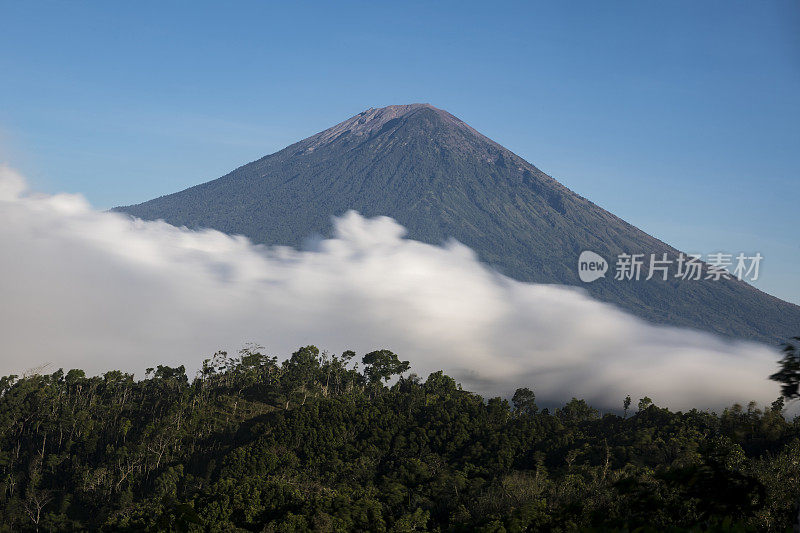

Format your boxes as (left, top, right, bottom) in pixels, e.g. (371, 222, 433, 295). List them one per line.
(114, 104, 800, 344)
(1, 345, 799, 532)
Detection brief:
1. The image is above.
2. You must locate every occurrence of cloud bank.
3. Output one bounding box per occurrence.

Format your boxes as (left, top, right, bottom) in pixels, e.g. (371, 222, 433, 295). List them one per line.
(0, 166, 781, 410)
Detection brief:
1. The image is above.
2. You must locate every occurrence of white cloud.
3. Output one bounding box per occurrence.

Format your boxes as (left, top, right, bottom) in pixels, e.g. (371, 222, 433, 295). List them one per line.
(0, 165, 782, 410)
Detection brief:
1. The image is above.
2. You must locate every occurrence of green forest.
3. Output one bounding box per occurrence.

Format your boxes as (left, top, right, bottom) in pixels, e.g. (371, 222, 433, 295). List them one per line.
(1, 343, 799, 532)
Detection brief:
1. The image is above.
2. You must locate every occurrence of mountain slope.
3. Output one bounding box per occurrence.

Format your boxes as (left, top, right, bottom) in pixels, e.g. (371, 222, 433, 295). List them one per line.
(115, 104, 800, 344)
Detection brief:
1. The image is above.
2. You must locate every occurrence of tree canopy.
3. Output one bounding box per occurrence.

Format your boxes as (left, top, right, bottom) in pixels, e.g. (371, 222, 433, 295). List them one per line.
(0, 345, 797, 531)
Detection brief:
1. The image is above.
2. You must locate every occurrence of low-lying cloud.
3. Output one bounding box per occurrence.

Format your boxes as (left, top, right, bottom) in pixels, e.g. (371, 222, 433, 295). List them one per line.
(0, 166, 782, 410)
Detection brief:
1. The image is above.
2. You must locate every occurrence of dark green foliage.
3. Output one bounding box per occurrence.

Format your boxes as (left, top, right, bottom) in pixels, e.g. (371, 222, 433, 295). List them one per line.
(770, 337, 800, 400)
(361, 350, 410, 384)
(0, 345, 799, 531)
(512, 387, 537, 416)
(114, 104, 800, 344)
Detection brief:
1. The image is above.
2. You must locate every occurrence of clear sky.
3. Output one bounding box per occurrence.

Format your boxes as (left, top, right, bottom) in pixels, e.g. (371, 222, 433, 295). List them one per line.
(1, 1, 798, 305)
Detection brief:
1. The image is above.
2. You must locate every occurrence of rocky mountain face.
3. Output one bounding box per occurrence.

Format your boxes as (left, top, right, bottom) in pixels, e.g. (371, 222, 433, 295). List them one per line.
(115, 103, 800, 344)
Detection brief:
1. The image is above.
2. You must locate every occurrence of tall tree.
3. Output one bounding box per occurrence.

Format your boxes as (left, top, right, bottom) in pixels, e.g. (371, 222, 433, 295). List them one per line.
(361, 350, 410, 383)
(770, 337, 800, 400)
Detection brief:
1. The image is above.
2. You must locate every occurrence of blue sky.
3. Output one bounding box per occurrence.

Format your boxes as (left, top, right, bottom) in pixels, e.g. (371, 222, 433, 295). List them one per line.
(1, 1, 798, 305)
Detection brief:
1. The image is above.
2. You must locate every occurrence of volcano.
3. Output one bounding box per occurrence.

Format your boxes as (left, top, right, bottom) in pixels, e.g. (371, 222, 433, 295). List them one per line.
(115, 103, 799, 344)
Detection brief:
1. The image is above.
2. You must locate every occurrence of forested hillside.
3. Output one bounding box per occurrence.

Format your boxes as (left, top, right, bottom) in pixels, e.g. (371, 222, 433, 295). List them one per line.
(0, 345, 798, 532)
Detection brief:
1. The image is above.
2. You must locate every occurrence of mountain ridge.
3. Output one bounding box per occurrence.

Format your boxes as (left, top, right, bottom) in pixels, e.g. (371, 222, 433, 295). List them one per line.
(115, 104, 800, 345)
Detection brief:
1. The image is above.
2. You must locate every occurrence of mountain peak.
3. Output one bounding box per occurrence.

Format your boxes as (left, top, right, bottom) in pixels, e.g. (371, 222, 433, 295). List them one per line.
(301, 103, 483, 154)
(361, 103, 442, 118)
(370, 102, 435, 113)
